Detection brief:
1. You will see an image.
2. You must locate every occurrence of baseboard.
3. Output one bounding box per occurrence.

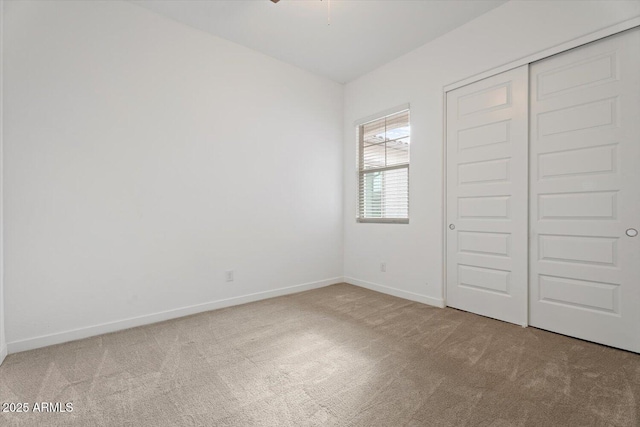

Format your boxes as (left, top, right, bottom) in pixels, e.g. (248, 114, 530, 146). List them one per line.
(0, 344, 7, 366)
(7, 276, 344, 354)
(344, 277, 445, 308)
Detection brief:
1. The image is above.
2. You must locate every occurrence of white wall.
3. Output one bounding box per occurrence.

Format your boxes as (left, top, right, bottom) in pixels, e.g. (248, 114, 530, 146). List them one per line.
(0, 0, 6, 365)
(343, 1, 640, 306)
(4, 0, 343, 351)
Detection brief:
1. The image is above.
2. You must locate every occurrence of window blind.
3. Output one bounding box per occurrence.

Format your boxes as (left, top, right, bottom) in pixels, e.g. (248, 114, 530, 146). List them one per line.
(357, 109, 410, 223)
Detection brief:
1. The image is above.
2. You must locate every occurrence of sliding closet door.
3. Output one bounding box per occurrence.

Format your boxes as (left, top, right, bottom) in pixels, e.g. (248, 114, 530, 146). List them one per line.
(446, 65, 528, 325)
(529, 28, 640, 353)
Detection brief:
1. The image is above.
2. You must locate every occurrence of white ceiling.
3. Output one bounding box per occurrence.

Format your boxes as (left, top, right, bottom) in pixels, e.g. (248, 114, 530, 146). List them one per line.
(131, 0, 507, 83)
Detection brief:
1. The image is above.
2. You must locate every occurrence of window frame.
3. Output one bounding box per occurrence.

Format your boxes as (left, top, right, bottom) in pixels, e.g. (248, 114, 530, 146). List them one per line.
(356, 106, 410, 224)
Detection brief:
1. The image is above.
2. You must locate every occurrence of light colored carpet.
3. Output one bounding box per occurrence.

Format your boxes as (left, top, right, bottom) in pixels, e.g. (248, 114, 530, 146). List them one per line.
(1, 283, 639, 426)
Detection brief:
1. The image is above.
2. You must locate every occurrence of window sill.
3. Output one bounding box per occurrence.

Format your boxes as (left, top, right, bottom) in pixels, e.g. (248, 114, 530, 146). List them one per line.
(357, 218, 409, 224)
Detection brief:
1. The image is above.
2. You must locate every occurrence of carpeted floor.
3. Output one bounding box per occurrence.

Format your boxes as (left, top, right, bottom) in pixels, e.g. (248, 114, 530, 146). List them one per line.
(1, 283, 639, 426)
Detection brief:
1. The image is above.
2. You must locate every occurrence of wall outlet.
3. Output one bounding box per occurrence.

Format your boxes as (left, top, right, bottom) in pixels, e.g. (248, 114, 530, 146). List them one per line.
(380, 263, 386, 273)
(225, 270, 234, 282)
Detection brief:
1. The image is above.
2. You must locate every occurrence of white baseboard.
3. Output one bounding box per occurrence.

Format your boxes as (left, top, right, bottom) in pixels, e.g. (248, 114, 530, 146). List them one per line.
(344, 277, 445, 308)
(0, 344, 7, 366)
(7, 277, 344, 354)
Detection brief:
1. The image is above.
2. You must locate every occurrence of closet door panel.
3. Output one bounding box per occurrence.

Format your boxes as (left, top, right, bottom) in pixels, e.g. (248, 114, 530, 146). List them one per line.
(446, 65, 528, 325)
(529, 28, 640, 353)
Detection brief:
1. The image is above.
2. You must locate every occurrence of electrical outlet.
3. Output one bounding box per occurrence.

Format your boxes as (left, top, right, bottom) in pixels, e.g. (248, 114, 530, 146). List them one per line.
(380, 263, 386, 273)
(225, 270, 234, 282)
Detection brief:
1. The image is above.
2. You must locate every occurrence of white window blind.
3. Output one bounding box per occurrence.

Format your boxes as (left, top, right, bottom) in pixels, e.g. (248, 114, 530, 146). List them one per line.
(357, 109, 410, 223)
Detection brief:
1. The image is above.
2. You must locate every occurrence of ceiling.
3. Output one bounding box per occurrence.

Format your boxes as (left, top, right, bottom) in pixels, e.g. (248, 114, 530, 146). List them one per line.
(131, 0, 507, 83)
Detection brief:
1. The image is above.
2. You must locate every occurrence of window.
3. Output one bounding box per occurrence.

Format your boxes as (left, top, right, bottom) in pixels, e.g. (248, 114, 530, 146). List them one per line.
(357, 108, 410, 223)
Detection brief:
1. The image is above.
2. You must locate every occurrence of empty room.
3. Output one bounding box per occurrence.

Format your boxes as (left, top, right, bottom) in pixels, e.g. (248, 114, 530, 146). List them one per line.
(1, 0, 639, 425)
